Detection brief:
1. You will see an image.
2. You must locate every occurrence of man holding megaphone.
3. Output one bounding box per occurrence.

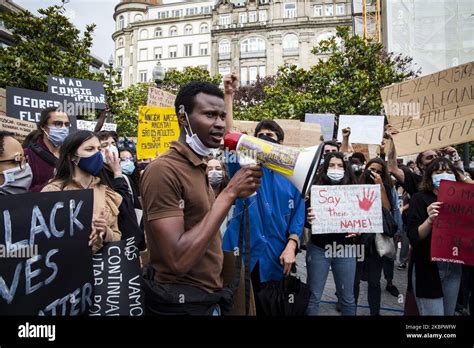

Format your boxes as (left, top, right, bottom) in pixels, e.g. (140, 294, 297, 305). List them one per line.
(140, 81, 262, 316)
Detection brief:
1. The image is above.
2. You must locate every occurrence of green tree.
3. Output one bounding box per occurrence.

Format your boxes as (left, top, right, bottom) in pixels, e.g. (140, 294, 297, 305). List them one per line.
(238, 26, 419, 121)
(0, 5, 96, 91)
(161, 66, 222, 95)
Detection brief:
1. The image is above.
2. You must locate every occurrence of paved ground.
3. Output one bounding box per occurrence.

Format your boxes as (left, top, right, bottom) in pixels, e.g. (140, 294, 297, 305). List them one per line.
(296, 247, 407, 316)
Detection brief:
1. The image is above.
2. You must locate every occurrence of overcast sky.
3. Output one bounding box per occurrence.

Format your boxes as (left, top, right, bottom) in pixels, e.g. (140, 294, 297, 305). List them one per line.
(16, 0, 116, 63)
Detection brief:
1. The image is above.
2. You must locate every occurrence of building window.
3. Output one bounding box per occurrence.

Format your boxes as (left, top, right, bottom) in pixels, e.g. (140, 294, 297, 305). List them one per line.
(184, 44, 193, 57)
(259, 10, 267, 22)
(314, 5, 323, 17)
(240, 37, 265, 53)
(118, 38, 124, 48)
(202, 6, 211, 14)
(170, 26, 178, 36)
(140, 29, 148, 40)
(336, 3, 345, 15)
(158, 11, 169, 19)
(185, 25, 193, 35)
(171, 9, 182, 18)
(219, 39, 230, 54)
(219, 14, 231, 26)
(284, 3, 297, 19)
(139, 70, 147, 83)
(118, 15, 124, 30)
(154, 47, 163, 59)
(169, 46, 177, 58)
(139, 48, 148, 61)
(249, 67, 258, 83)
(249, 11, 257, 22)
(240, 67, 248, 85)
(200, 23, 209, 33)
(325, 4, 334, 16)
(200, 43, 208, 56)
(259, 66, 266, 78)
(134, 14, 143, 22)
(219, 66, 231, 76)
(117, 55, 123, 67)
(240, 12, 248, 24)
(155, 27, 162, 37)
(283, 33, 299, 50)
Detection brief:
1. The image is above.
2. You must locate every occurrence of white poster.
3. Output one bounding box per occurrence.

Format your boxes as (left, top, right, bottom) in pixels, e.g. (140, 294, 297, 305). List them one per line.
(337, 115, 385, 145)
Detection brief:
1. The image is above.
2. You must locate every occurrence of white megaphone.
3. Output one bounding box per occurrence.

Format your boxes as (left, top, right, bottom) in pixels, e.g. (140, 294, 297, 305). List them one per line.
(224, 132, 324, 197)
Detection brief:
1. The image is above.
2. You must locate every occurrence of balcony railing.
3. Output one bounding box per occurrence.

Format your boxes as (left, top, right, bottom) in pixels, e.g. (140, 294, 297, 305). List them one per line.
(218, 52, 231, 60)
(240, 50, 266, 59)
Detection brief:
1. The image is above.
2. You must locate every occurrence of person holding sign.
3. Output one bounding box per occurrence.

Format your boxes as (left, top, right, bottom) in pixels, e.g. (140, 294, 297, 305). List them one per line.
(305, 152, 358, 316)
(140, 81, 262, 316)
(0, 131, 32, 195)
(23, 106, 71, 192)
(407, 157, 465, 315)
(41, 130, 122, 253)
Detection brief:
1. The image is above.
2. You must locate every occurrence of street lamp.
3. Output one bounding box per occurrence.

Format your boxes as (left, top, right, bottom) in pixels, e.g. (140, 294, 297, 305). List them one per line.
(152, 60, 165, 88)
(108, 54, 114, 88)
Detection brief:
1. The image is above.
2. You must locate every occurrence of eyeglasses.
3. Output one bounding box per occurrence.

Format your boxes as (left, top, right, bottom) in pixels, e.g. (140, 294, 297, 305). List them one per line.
(0, 153, 27, 170)
(50, 121, 71, 128)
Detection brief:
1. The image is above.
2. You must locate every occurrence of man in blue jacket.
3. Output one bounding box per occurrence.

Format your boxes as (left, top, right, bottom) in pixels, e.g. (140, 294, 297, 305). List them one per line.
(223, 120, 305, 316)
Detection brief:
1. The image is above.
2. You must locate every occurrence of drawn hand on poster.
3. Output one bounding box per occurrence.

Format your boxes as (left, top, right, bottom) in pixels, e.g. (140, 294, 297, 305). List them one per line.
(357, 188, 376, 211)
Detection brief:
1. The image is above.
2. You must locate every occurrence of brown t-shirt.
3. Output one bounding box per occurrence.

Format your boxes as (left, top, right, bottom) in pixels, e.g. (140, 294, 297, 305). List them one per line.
(140, 141, 223, 293)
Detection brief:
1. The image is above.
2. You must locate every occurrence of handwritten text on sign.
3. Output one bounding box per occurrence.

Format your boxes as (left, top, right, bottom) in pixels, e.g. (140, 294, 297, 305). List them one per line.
(147, 87, 176, 108)
(311, 185, 383, 234)
(137, 106, 179, 160)
(381, 61, 474, 156)
(0, 190, 94, 315)
(431, 181, 474, 266)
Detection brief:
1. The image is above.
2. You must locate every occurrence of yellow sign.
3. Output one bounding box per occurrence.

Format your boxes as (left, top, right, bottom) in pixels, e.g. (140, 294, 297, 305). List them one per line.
(137, 106, 179, 160)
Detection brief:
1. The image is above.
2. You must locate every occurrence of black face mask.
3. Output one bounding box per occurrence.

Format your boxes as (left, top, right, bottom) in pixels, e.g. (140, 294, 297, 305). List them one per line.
(257, 134, 278, 144)
(137, 162, 149, 171)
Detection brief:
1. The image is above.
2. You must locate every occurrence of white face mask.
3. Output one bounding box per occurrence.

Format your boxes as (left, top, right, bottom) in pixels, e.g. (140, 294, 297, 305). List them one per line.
(102, 144, 119, 164)
(432, 172, 456, 189)
(0, 164, 33, 195)
(327, 168, 345, 183)
(184, 112, 213, 157)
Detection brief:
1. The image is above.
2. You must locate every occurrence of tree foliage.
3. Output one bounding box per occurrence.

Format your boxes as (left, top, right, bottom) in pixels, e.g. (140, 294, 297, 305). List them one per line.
(161, 66, 222, 95)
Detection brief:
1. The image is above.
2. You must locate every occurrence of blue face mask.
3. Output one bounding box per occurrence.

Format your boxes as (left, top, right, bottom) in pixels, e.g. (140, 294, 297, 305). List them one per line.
(46, 126, 69, 147)
(432, 172, 456, 189)
(120, 160, 135, 175)
(77, 151, 104, 177)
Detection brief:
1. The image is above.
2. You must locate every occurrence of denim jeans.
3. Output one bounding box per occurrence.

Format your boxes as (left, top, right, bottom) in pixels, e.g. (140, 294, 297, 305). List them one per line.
(412, 262, 462, 315)
(354, 252, 383, 315)
(306, 242, 356, 316)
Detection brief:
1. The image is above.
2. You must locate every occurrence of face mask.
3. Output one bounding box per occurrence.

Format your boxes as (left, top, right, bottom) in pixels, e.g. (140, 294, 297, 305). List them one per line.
(257, 134, 278, 144)
(76, 151, 104, 176)
(137, 162, 149, 171)
(46, 126, 69, 147)
(327, 168, 344, 183)
(120, 160, 135, 176)
(208, 170, 224, 187)
(184, 112, 213, 157)
(352, 164, 364, 176)
(432, 173, 456, 189)
(0, 164, 33, 195)
(102, 145, 119, 164)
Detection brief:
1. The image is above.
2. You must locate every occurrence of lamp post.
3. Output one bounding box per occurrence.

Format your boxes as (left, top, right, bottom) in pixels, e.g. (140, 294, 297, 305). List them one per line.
(152, 60, 165, 88)
(106, 55, 114, 123)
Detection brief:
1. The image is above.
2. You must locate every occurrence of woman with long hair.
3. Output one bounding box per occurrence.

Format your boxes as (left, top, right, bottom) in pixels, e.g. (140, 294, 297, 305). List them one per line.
(41, 130, 122, 253)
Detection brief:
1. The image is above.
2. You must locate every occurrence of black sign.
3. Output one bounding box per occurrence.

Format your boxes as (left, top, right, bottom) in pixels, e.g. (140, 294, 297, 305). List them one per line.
(0, 190, 94, 315)
(48, 76, 106, 109)
(90, 237, 144, 316)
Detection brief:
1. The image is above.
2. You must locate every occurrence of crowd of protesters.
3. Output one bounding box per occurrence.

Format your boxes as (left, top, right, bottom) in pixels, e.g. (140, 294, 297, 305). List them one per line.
(1, 72, 473, 317)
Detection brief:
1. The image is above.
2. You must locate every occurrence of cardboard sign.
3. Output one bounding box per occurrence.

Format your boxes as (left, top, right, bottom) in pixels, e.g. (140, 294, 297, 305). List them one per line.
(231, 120, 258, 135)
(6, 86, 76, 123)
(431, 181, 474, 266)
(337, 115, 385, 145)
(0, 115, 36, 143)
(48, 76, 106, 109)
(137, 106, 179, 160)
(0, 190, 94, 315)
(310, 185, 383, 234)
(90, 237, 144, 316)
(381, 61, 474, 156)
(305, 114, 336, 141)
(147, 87, 176, 108)
(77, 120, 117, 132)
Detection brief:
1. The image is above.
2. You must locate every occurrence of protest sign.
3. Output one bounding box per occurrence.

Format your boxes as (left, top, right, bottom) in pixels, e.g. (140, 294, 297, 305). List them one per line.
(311, 185, 383, 234)
(431, 181, 474, 266)
(231, 120, 258, 135)
(137, 106, 179, 160)
(305, 113, 335, 141)
(90, 237, 144, 316)
(48, 76, 106, 109)
(336, 115, 385, 145)
(0, 88, 6, 116)
(77, 120, 117, 132)
(6, 86, 77, 123)
(381, 61, 474, 156)
(0, 190, 94, 315)
(0, 115, 36, 143)
(147, 87, 176, 107)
